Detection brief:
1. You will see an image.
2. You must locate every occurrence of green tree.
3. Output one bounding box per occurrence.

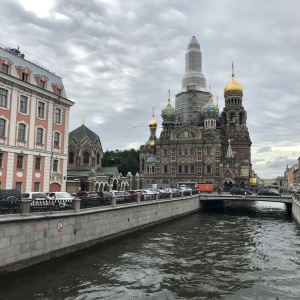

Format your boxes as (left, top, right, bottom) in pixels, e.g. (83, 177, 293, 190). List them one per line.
(102, 149, 140, 176)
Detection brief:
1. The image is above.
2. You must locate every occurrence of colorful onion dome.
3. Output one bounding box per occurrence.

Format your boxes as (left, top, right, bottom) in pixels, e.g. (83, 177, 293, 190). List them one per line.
(161, 90, 177, 122)
(224, 63, 243, 96)
(201, 92, 219, 118)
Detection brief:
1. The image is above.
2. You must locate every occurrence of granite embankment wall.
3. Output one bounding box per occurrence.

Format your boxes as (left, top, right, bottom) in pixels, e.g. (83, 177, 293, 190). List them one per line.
(292, 196, 300, 226)
(0, 195, 201, 274)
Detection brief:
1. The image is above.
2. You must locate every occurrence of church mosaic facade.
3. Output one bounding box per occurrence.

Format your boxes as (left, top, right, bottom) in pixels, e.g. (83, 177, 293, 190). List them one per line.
(140, 36, 252, 190)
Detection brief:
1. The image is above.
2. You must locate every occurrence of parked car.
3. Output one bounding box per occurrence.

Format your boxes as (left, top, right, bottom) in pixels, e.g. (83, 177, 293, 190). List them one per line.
(96, 191, 112, 205)
(142, 189, 155, 200)
(48, 192, 74, 209)
(0, 189, 22, 213)
(121, 191, 133, 202)
(111, 190, 125, 204)
(258, 188, 280, 196)
(0, 189, 22, 201)
(22, 192, 49, 201)
(230, 188, 247, 195)
(74, 191, 98, 199)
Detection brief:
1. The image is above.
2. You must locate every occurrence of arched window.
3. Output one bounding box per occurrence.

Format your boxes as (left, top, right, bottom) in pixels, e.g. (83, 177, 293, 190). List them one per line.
(96, 153, 100, 164)
(230, 113, 235, 123)
(185, 149, 188, 155)
(147, 166, 150, 173)
(179, 149, 182, 155)
(164, 165, 168, 173)
(184, 165, 188, 173)
(178, 165, 182, 173)
(83, 152, 89, 164)
(69, 151, 74, 164)
(142, 159, 145, 171)
(152, 166, 155, 173)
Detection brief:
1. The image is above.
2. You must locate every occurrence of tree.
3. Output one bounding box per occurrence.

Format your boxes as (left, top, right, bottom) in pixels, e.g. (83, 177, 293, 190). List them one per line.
(102, 149, 140, 176)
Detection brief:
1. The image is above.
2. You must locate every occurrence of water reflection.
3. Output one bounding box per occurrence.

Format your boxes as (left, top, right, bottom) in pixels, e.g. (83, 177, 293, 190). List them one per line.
(0, 201, 300, 299)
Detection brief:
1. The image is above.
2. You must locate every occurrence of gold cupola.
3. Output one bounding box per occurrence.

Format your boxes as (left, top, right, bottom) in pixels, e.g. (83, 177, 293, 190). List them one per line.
(224, 62, 243, 96)
(148, 108, 157, 128)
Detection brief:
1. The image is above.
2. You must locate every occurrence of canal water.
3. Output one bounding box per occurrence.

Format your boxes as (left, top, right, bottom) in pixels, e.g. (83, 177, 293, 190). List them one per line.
(1, 201, 300, 300)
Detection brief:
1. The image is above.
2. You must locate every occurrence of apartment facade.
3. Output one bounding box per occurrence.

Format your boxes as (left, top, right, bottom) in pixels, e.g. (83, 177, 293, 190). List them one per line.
(0, 46, 74, 192)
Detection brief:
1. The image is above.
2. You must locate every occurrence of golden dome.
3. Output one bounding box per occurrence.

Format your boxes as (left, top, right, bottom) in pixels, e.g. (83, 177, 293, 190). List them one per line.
(224, 63, 243, 96)
(148, 116, 157, 128)
(150, 139, 155, 148)
(148, 108, 157, 128)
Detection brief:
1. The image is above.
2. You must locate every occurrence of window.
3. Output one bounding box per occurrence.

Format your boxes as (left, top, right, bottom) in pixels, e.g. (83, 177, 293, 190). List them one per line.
(164, 165, 168, 173)
(54, 132, 60, 148)
(35, 157, 41, 170)
(18, 123, 26, 141)
(184, 165, 188, 173)
(34, 182, 40, 192)
(17, 155, 24, 169)
(22, 72, 28, 82)
(36, 128, 43, 145)
(55, 108, 61, 123)
(191, 165, 195, 173)
(53, 159, 58, 172)
(179, 149, 182, 155)
(69, 152, 74, 164)
(38, 101, 45, 118)
(20, 95, 28, 113)
(40, 80, 45, 89)
(0, 88, 8, 108)
(178, 165, 182, 173)
(2, 64, 9, 74)
(206, 165, 211, 174)
(185, 149, 188, 155)
(163, 149, 167, 156)
(0, 153, 3, 168)
(97, 153, 100, 164)
(16, 182, 22, 191)
(0, 119, 6, 138)
(207, 148, 211, 155)
(83, 152, 89, 164)
(57, 88, 61, 96)
(191, 148, 195, 155)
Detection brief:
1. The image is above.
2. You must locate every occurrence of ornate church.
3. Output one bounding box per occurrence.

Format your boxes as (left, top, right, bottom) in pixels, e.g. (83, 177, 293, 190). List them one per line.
(140, 36, 252, 190)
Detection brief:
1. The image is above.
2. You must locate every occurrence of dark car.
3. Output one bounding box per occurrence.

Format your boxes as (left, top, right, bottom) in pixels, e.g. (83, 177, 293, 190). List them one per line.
(258, 188, 280, 196)
(230, 188, 251, 195)
(0, 189, 22, 213)
(0, 189, 22, 201)
(74, 191, 99, 208)
(96, 191, 112, 205)
(74, 191, 98, 199)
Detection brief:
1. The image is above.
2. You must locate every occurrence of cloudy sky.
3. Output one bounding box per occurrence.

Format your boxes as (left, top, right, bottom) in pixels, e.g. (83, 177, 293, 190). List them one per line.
(1, 0, 299, 179)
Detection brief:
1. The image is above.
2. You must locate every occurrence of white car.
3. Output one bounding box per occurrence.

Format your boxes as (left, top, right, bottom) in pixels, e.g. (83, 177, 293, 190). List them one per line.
(48, 192, 74, 209)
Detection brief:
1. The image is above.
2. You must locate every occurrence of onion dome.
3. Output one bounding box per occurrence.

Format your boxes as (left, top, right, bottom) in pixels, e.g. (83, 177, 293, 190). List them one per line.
(150, 139, 155, 148)
(161, 90, 177, 122)
(224, 63, 243, 96)
(148, 116, 157, 128)
(201, 92, 219, 118)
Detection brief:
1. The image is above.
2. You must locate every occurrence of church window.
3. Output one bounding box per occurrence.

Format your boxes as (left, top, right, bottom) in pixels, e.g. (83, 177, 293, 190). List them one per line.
(185, 149, 188, 155)
(83, 152, 89, 164)
(207, 148, 211, 155)
(178, 165, 182, 173)
(206, 165, 211, 174)
(191, 165, 195, 173)
(97, 153, 100, 164)
(147, 166, 150, 173)
(230, 113, 235, 123)
(184, 165, 188, 173)
(142, 159, 145, 171)
(163, 149, 168, 156)
(164, 165, 168, 173)
(69, 152, 74, 164)
(152, 166, 155, 173)
(191, 148, 194, 155)
(179, 149, 182, 155)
